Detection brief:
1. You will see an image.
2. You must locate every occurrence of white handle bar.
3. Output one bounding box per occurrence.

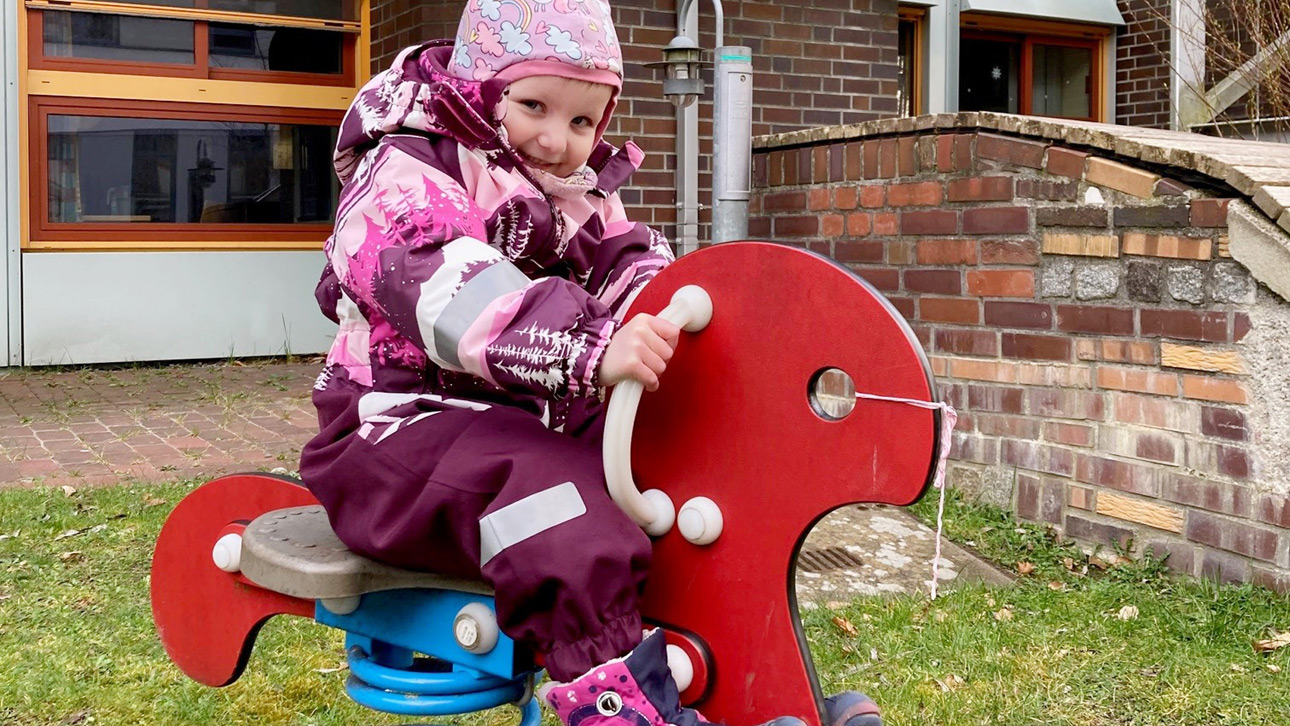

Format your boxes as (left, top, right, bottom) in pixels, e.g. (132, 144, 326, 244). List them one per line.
(603, 285, 713, 536)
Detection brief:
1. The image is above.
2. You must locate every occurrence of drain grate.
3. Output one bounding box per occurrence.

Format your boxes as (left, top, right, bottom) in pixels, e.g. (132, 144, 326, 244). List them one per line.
(797, 546, 865, 573)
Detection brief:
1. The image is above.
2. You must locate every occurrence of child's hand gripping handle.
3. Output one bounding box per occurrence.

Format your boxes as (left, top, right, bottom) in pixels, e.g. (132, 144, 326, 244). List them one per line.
(604, 285, 712, 537)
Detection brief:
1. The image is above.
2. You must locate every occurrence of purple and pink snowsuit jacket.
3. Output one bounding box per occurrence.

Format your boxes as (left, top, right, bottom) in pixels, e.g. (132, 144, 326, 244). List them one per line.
(309, 40, 673, 471)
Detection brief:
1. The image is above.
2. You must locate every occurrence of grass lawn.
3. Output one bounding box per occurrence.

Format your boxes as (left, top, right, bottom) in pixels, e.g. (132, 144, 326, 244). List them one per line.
(1, 481, 1287, 725)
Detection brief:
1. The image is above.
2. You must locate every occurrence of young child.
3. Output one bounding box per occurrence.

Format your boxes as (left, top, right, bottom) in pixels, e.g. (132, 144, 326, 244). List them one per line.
(301, 2, 881, 726)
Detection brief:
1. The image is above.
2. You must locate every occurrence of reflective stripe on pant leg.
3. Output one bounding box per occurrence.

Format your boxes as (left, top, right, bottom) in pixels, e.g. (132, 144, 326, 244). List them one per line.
(479, 480, 587, 567)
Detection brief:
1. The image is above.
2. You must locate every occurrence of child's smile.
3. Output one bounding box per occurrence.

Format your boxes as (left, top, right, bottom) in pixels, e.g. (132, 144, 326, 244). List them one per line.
(501, 75, 614, 178)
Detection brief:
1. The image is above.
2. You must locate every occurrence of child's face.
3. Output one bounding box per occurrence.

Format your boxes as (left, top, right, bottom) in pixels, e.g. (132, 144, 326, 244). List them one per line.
(501, 75, 614, 178)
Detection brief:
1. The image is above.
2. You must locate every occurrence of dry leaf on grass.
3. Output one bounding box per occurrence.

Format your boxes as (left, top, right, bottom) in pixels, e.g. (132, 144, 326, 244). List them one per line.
(993, 607, 1014, 622)
(142, 496, 167, 508)
(1117, 605, 1140, 621)
(60, 485, 77, 497)
(1254, 631, 1290, 653)
(53, 529, 82, 541)
(58, 552, 83, 563)
(1048, 581, 1065, 591)
(1016, 562, 1035, 575)
(832, 616, 859, 637)
(934, 673, 965, 692)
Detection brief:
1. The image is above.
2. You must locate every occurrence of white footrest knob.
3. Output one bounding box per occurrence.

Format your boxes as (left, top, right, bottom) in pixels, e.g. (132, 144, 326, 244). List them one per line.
(212, 533, 243, 573)
(677, 497, 723, 545)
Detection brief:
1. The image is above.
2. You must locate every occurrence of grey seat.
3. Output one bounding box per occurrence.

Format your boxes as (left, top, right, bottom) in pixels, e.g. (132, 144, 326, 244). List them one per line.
(239, 505, 492, 601)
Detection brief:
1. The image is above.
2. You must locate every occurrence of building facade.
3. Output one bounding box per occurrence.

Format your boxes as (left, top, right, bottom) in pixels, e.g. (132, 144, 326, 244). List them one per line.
(3, 1, 373, 366)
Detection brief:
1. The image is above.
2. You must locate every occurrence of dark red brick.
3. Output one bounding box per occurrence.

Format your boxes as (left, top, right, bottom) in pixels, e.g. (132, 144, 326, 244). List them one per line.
(953, 133, 974, 171)
(852, 267, 900, 291)
(898, 136, 917, 175)
(963, 207, 1029, 235)
(863, 140, 880, 179)
(763, 190, 808, 212)
(901, 210, 959, 235)
(1002, 332, 1072, 361)
(1154, 178, 1192, 197)
(1216, 445, 1252, 480)
(984, 302, 1054, 329)
(1056, 305, 1136, 335)
(976, 133, 1048, 169)
(1186, 511, 1279, 562)
(1113, 205, 1191, 227)
(935, 328, 999, 356)
(1036, 206, 1109, 227)
(920, 298, 981, 325)
(981, 239, 1041, 265)
(1201, 407, 1248, 441)
(966, 384, 1025, 414)
(1075, 455, 1158, 496)
(1162, 475, 1252, 517)
(773, 215, 819, 237)
(1201, 550, 1249, 585)
(1140, 310, 1229, 342)
(1045, 147, 1089, 178)
(935, 134, 954, 173)
(947, 176, 1014, 202)
(879, 138, 898, 178)
(1017, 178, 1078, 201)
(833, 240, 884, 263)
(845, 141, 863, 181)
(1065, 515, 1135, 549)
(904, 269, 962, 295)
(1190, 198, 1232, 227)
(1234, 313, 1252, 342)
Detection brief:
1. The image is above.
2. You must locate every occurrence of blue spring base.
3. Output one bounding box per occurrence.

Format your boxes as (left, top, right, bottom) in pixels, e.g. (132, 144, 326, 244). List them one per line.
(315, 590, 542, 724)
(344, 634, 540, 723)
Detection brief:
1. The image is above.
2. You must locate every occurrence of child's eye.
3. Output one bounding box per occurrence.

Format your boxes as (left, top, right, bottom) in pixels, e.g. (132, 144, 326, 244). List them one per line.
(572, 116, 592, 128)
(520, 100, 543, 112)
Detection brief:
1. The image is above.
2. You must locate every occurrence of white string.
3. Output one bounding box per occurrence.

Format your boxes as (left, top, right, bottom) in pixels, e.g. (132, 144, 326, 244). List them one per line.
(853, 391, 958, 600)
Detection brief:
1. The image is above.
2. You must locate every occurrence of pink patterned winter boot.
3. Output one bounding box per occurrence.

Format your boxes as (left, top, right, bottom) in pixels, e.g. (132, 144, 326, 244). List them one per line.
(541, 630, 882, 726)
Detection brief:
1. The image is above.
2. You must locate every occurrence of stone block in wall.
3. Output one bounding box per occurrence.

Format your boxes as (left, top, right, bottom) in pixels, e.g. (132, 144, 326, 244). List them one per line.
(1016, 474, 1065, 524)
(1166, 265, 1206, 304)
(1074, 263, 1121, 300)
(1076, 339, 1157, 365)
(1200, 406, 1249, 442)
(1097, 425, 1183, 465)
(1126, 260, 1162, 302)
(1076, 455, 1159, 496)
(1096, 491, 1184, 533)
(1161, 342, 1248, 375)
(1257, 494, 1290, 528)
(1183, 440, 1253, 481)
(1069, 485, 1094, 510)
(1086, 157, 1160, 199)
(1040, 232, 1118, 257)
(1040, 258, 1074, 297)
(1210, 262, 1256, 303)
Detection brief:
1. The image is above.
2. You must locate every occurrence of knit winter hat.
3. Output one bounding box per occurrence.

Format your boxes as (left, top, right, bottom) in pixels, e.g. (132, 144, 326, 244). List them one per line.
(448, 0, 624, 141)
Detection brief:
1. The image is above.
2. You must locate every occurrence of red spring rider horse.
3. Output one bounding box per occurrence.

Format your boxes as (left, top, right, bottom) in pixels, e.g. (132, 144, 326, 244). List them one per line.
(151, 241, 943, 725)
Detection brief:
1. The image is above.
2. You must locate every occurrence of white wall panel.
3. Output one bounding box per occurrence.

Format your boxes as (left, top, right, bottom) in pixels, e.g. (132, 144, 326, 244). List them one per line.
(23, 250, 336, 365)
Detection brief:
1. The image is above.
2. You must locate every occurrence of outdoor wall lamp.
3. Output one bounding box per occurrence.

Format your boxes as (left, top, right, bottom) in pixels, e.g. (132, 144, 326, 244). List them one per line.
(650, 0, 753, 244)
(648, 35, 706, 108)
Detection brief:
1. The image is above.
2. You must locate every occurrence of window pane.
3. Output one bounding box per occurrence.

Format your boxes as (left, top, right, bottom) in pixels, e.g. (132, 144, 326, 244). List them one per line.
(959, 37, 1021, 113)
(77, 0, 197, 7)
(210, 24, 343, 74)
(207, 1, 357, 21)
(48, 115, 338, 225)
(897, 20, 917, 117)
(1032, 44, 1092, 119)
(43, 11, 195, 65)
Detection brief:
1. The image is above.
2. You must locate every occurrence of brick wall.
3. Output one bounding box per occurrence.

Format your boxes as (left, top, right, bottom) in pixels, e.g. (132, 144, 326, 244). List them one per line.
(751, 123, 1290, 593)
(368, 0, 902, 241)
(1115, 0, 1172, 129)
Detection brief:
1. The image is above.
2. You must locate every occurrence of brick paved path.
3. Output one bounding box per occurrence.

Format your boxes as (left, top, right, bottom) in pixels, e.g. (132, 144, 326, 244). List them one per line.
(0, 359, 319, 490)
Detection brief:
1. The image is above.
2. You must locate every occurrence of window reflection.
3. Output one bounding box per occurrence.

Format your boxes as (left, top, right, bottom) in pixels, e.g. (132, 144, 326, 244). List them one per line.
(48, 116, 338, 225)
(959, 37, 1021, 113)
(210, 24, 343, 74)
(207, 1, 356, 21)
(1032, 44, 1092, 119)
(43, 11, 195, 65)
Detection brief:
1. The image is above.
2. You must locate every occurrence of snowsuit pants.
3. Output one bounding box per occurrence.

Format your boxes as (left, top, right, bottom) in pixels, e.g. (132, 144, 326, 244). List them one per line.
(299, 378, 652, 681)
